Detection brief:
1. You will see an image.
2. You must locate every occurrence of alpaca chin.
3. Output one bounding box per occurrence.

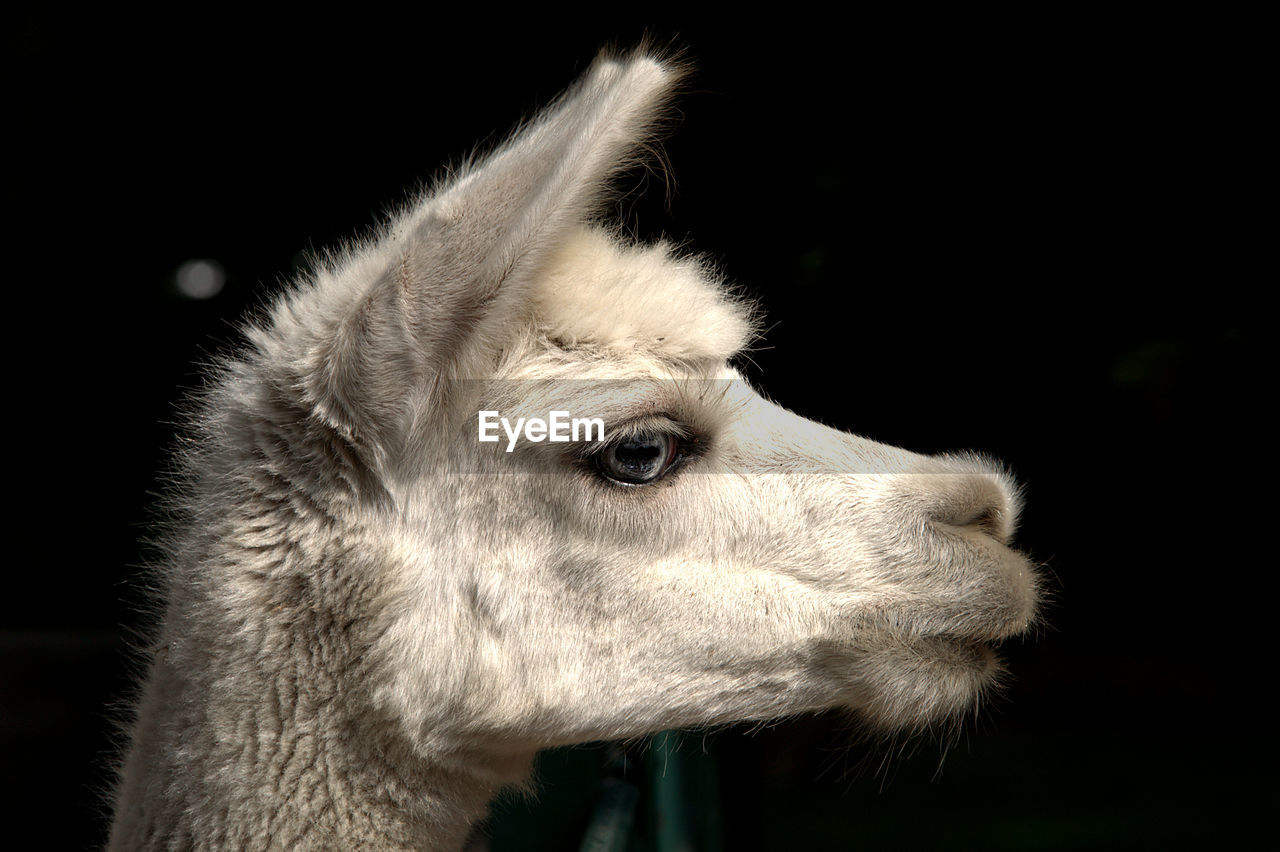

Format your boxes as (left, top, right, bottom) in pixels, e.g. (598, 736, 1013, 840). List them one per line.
(847, 638, 1004, 732)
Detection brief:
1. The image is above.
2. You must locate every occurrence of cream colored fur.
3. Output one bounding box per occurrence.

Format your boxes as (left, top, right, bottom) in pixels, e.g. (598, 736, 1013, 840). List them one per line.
(534, 228, 752, 360)
(109, 50, 1039, 850)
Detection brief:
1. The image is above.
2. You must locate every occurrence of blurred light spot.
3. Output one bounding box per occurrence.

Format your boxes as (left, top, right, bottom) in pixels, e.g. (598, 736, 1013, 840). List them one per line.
(175, 259, 226, 299)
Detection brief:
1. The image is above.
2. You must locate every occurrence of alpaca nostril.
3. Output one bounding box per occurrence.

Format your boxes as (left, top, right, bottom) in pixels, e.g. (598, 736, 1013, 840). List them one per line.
(958, 504, 1008, 543)
(920, 472, 1018, 545)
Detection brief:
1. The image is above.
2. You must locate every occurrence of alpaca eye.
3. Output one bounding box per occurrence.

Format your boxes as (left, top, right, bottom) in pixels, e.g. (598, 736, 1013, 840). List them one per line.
(598, 433, 679, 485)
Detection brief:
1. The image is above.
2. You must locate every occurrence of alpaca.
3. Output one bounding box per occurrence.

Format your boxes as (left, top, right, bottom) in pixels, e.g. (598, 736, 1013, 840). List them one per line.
(110, 50, 1039, 850)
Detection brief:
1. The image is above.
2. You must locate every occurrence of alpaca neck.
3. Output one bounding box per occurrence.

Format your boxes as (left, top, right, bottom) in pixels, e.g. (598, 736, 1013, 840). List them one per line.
(110, 421, 533, 849)
(112, 648, 523, 850)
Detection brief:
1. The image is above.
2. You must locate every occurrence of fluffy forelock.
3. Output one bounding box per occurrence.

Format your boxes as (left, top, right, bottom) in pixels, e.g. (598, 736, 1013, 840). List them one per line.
(530, 227, 756, 363)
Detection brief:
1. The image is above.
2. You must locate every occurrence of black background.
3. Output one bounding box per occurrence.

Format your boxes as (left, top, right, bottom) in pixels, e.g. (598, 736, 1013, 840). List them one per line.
(4, 8, 1268, 849)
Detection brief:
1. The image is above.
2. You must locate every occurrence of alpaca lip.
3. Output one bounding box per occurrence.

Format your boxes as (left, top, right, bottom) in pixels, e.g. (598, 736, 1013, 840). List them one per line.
(937, 608, 1034, 645)
(925, 597, 1034, 644)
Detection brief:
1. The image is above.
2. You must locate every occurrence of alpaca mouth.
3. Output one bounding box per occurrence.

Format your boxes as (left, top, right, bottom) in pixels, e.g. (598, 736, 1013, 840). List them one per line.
(921, 605, 1033, 649)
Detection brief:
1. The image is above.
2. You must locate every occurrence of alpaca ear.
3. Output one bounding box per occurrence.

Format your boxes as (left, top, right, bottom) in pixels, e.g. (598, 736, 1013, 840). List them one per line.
(303, 52, 680, 458)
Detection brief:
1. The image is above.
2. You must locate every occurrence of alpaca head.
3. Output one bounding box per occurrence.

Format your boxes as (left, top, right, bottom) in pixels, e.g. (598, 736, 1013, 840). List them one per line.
(240, 52, 1038, 761)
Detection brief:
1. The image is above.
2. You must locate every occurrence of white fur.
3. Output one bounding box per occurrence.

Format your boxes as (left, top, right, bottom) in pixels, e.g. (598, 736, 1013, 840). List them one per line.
(110, 50, 1039, 851)
(533, 227, 754, 361)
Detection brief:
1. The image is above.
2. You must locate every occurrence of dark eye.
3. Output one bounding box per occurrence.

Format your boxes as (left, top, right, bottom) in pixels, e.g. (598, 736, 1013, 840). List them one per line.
(597, 433, 679, 485)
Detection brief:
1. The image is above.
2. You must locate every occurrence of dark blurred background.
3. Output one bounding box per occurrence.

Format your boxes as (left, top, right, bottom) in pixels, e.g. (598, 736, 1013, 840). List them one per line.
(5, 8, 1268, 849)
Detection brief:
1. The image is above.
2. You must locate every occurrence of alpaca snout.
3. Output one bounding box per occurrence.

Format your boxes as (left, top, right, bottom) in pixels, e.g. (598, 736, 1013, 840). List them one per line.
(877, 460, 1038, 641)
(936, 469, 1038, 638)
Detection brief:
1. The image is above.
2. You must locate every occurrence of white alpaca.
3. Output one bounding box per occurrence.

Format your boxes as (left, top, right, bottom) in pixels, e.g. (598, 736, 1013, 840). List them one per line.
(110, 51, 1039, 850)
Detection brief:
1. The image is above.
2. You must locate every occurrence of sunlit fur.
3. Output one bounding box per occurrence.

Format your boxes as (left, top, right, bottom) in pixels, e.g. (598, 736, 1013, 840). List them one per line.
(109, 50, 1039, 850)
